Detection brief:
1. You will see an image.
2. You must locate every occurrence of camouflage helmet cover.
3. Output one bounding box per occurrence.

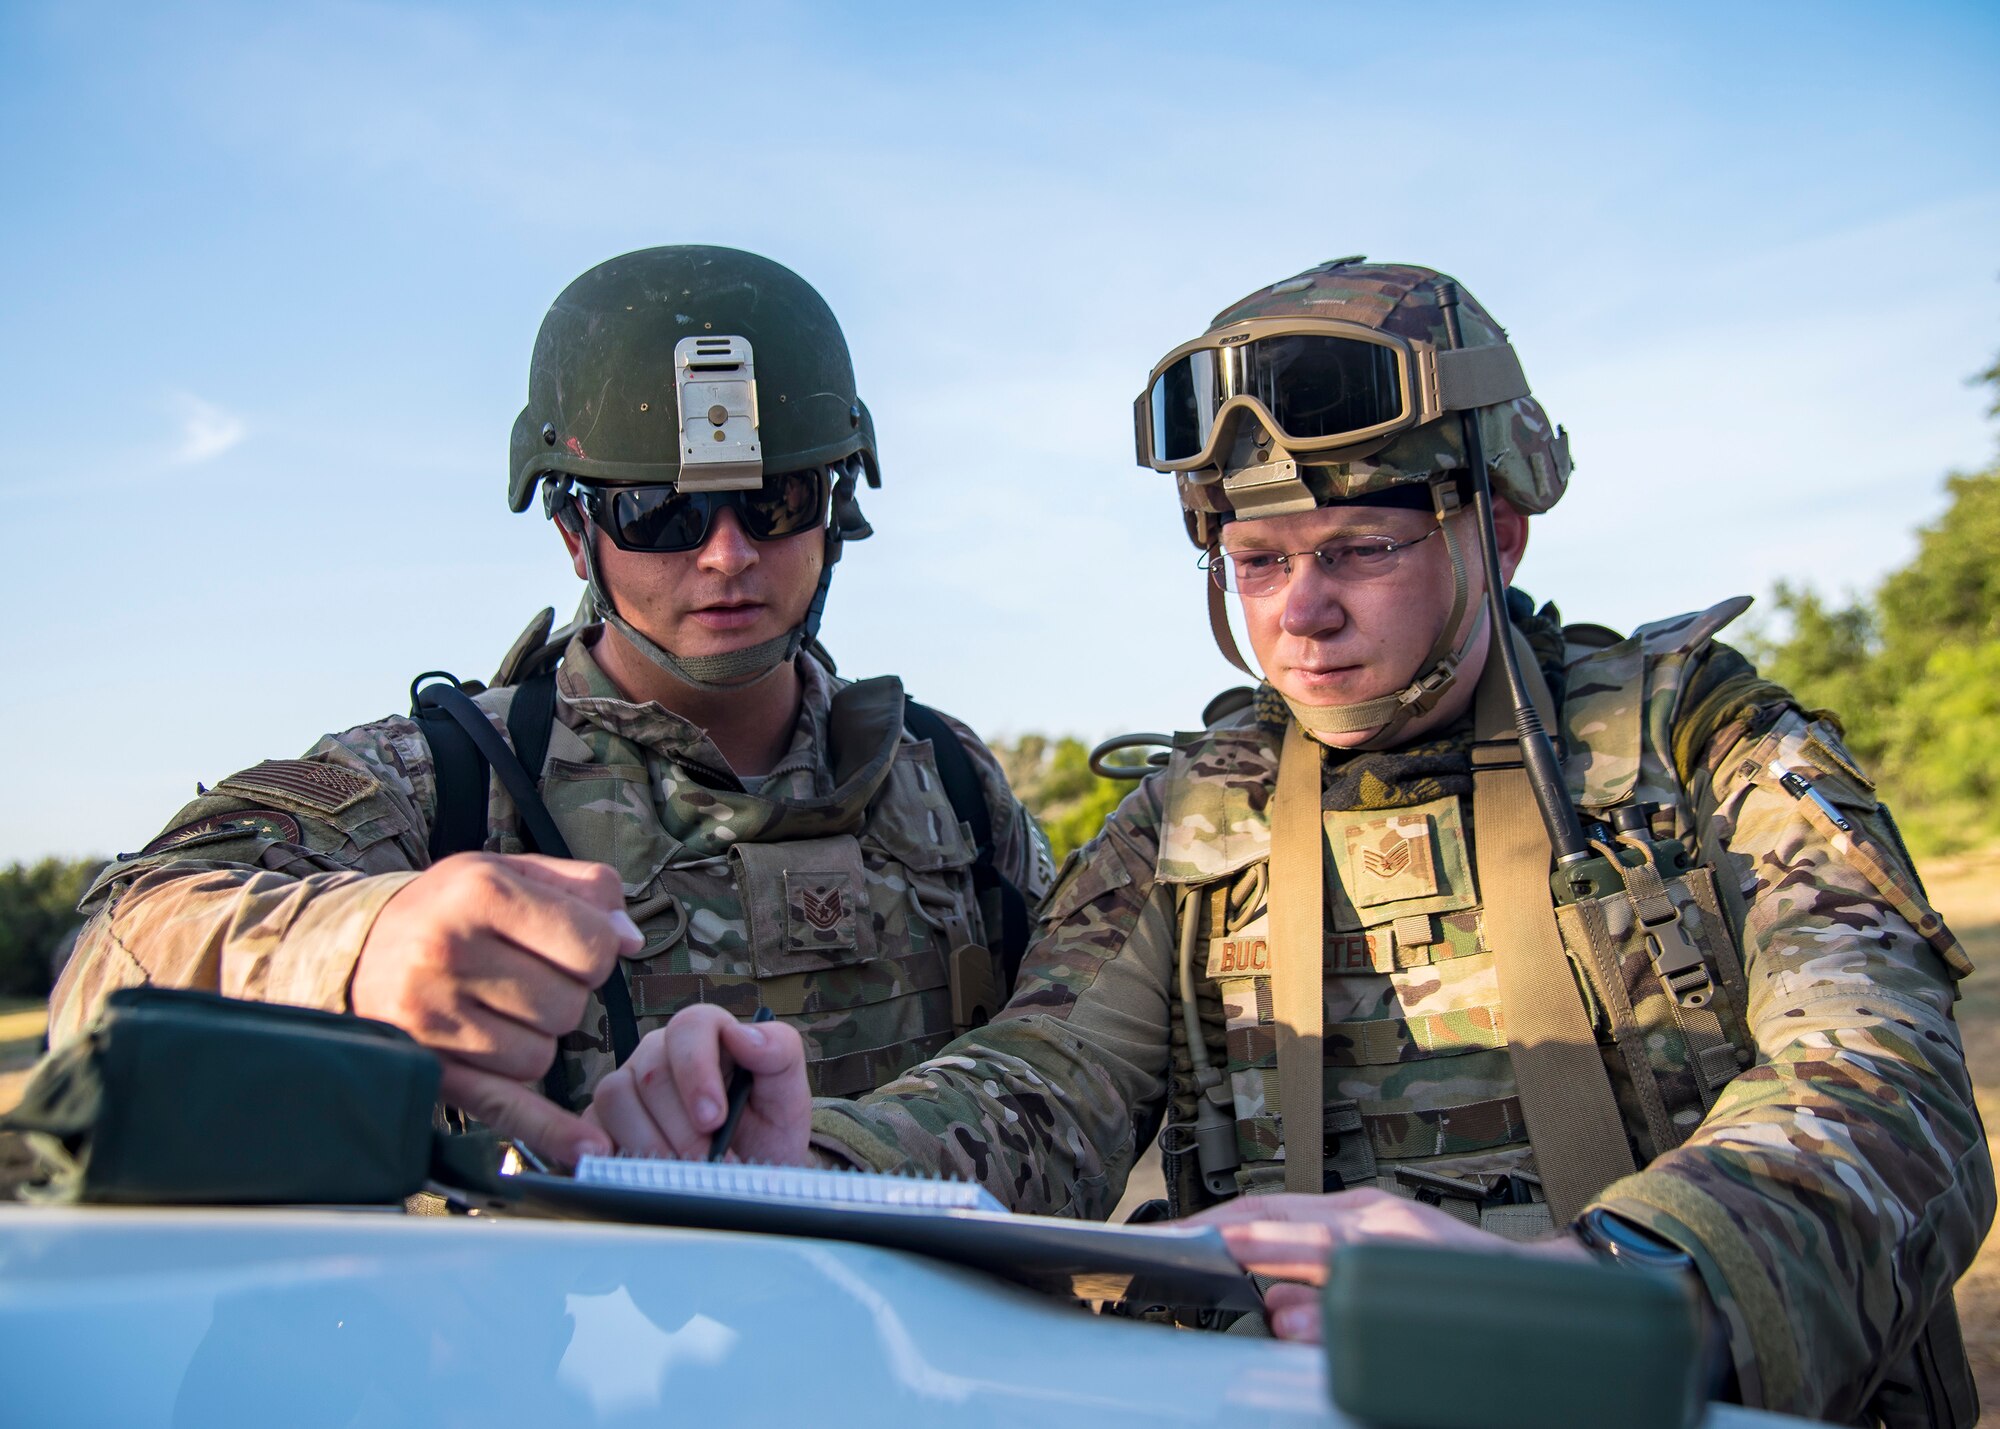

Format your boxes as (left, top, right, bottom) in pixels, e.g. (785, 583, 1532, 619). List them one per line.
(509, 245, 878, 513)
(1171, 260, 1569, 544)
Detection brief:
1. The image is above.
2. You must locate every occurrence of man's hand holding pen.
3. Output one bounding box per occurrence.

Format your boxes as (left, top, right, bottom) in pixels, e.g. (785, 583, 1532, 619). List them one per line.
(584, 1004, 816, 1164)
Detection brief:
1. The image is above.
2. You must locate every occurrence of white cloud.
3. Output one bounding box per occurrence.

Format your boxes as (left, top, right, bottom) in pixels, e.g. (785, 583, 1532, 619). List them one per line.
(167, 391, 246, 465)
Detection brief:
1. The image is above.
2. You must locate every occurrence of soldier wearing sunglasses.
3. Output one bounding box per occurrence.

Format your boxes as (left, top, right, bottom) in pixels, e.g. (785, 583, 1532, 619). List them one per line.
(606, 260, 1986, 1426)
(51, 246, 1053, 1163)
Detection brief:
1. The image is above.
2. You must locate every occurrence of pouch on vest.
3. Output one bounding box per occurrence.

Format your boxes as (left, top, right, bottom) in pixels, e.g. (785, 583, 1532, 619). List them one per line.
(731, 835, 877, 977)
(1, 987, 441, 1206)
(1553, 843, 1754, 1157)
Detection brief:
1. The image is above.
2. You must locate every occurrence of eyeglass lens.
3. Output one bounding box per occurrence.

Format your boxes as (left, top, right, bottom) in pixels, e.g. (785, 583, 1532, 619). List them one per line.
(1213, 531, 1434, 595)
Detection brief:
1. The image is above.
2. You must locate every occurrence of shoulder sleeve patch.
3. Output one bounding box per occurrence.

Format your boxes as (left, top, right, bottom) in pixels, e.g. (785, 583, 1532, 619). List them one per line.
(139, 809, 303, 856)
(213, 759, 379, 815)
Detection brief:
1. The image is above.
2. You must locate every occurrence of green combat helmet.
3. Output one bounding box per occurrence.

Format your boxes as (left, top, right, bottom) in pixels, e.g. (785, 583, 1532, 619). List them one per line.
(1133, 258, 1570, 744)
(510, 245, 880, 689)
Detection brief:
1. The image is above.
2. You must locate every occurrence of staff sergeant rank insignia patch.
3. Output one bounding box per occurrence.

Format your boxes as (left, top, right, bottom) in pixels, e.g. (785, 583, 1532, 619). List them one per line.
(1345, 813, 1440, 905)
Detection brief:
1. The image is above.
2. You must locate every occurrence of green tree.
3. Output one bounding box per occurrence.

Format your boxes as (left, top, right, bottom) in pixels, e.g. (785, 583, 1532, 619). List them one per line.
(0, 858, 102, 999)
(1874, 470, 2000, 674)
(995, 735, 1145, 863)
(1879, 639, 2000, 854)
(1748, 346, 2000, 856)
(1742, 581, 1887, 764)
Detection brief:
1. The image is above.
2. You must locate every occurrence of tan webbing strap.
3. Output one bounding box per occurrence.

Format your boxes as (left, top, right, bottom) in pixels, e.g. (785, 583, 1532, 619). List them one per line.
(1270, 718, 1327, 1194)
(1471, 632, 1636, 1224)
(1205, 558, 1259, 677)
(1604, 836, 1741, 1105)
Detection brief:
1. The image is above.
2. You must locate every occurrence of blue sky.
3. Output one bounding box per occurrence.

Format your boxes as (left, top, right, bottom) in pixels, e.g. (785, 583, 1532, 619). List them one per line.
(2, 0, 1996, 861)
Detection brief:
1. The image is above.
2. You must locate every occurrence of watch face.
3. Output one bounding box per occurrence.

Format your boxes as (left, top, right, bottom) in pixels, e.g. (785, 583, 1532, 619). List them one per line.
(1582, 1210, 1694, 1272)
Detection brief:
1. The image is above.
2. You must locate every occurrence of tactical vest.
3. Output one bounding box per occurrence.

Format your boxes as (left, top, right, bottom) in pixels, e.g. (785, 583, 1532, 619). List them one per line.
(1155, 599, 1765, 1236)
(464, 670, 996, 1107)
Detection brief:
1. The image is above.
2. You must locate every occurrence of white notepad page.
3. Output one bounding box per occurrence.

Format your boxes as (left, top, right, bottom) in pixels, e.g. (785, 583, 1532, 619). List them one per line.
(572, 1155, 1006, 1214)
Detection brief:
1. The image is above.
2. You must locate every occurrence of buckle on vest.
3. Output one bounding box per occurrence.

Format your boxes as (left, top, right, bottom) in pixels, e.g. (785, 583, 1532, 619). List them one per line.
(1643, 911, 1715, 1010)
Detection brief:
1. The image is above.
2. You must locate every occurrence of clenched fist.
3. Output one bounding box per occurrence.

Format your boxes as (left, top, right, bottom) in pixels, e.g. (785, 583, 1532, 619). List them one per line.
(352, 852, 642, 1165)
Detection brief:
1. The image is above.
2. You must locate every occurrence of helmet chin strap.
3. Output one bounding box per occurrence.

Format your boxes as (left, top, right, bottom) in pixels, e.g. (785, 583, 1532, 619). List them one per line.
(570, 462, 870, 695)
(577, 533, 799, 692)
(1216, 476, 1488, 750)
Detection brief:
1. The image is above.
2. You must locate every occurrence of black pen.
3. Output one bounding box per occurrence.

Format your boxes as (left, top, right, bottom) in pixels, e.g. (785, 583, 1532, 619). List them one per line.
(707, 1006, 776, 1163)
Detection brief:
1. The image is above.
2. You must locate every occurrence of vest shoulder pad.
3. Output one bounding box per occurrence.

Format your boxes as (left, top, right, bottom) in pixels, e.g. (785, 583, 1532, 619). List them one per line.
(1155, 719, 1278, 886)
(491, 600, 595, 689)
(1562, 595, 1754, 811)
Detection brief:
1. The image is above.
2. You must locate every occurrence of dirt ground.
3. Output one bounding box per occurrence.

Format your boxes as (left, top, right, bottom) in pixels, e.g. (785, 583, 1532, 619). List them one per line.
(0, 1001, 46, 1106)
(1924, 848, 2000, 1407)
(5, 850, 2000, 1401)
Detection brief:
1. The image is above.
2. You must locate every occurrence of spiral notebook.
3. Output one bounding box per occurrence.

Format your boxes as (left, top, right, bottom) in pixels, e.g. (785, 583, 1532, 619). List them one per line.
(501, 1154, 1260, 1313)
(572, 1154, 1005, 1214)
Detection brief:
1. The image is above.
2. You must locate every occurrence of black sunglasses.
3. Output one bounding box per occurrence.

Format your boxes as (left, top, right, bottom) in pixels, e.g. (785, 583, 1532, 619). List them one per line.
(573, 467, 831, 554)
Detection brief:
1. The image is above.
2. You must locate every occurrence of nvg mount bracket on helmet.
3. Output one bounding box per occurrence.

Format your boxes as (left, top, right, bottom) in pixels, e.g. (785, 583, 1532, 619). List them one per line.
(675, 336, 763, 490)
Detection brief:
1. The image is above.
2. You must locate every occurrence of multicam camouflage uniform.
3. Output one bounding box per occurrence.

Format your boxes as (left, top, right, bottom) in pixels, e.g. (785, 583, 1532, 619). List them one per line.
(808, 596, 1989, 1425)
(51, 632, 1052, 1103)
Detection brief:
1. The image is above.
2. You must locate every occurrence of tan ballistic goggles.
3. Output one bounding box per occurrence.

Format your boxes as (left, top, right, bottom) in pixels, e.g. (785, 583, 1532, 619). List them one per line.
(1134, 318, 1531, 473)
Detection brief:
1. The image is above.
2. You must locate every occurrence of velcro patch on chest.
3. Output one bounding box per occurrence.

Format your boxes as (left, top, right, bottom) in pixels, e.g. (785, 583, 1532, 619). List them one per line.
(1326, 929, 1391, 975)
(1206, 926, 1394, 979)
(214, 760, 378, 816)
(785, 871, 858, 951)
(1208, 934, 1273, 978)
(1344, 813, 1440, 906)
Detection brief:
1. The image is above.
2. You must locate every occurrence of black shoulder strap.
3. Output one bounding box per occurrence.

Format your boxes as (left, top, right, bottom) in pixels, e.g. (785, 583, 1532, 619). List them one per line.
(412, 673, 490, 864)
(505, 670, 560, 816)
(902, 698, 1033, 990)
(416, 680, 572, 860)
(903, 700, 992, 849)
(409, 672, 638, 1103)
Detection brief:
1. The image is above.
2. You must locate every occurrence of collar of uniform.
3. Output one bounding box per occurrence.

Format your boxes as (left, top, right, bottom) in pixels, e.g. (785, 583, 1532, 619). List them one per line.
(553, 630, 841, 798)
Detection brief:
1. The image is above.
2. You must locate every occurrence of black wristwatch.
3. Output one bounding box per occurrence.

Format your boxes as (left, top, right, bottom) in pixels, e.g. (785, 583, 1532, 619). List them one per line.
(1573, 1206, 1696, 1273)
(1573, 1208, 1739, 1403)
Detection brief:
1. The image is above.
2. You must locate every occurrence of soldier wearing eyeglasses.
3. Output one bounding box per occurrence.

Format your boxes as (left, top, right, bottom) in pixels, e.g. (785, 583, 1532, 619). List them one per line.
(49, 246, 1053, 1163)
(607, 260, 1989, 1426)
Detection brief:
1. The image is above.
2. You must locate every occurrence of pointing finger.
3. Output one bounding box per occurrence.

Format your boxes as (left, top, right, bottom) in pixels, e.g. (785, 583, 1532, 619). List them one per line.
(1217, 1220, 1336, 1283)
(439, 1058, 610, 1170)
